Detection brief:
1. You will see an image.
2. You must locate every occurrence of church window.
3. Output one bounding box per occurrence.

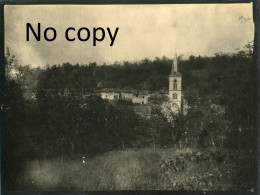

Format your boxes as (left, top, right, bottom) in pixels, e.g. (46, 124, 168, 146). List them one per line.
(173, 93, 177, 99)
(174, 79, 177, 90)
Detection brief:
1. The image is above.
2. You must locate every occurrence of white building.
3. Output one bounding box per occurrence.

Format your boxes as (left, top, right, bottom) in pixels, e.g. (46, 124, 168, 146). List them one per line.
(100, 89, 149, 105)
(121, 91, 134, 100)
(132, 93, 149, 105)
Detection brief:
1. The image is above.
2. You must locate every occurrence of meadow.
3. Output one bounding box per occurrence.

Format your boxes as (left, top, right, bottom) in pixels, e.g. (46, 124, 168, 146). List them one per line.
(16, 148, 255, 191)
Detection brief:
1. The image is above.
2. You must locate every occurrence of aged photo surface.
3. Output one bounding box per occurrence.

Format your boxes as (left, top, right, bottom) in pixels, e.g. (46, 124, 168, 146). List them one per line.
(3, 4, 256, 191)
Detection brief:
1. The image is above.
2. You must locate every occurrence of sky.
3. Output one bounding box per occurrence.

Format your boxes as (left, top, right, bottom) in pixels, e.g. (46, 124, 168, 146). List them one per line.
(5, 4, 254, 67)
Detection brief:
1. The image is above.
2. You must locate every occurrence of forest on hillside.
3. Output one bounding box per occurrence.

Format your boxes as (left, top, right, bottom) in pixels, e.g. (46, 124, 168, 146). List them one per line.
(9, 41, 255, 127)
(3, 41, 256, 190)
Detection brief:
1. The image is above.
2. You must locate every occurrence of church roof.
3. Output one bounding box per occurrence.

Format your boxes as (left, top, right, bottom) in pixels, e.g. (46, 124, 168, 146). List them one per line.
(170, 72, 182, 77)
(170, 51, 181, 76)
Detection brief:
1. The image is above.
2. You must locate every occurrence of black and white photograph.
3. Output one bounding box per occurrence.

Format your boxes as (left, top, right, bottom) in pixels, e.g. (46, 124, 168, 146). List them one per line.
(3, 3, 257, 191)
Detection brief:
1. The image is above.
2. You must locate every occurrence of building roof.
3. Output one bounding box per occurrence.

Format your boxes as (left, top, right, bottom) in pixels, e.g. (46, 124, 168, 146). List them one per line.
(170, 51, 181, 77)
(169, 72, 182, 77)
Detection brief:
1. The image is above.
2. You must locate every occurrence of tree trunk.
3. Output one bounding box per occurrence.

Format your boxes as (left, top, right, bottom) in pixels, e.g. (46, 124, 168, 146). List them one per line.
(61, 144, 64, 164)
(152, 135, 156, 149)
(37, 158, 43, 169)
(84, 144, 88, 155)
(43, 141, 48, 161)
(71, 142, 75, 156)
(171, 129, 175, 143)
(34, 141, 43, 169)
(122, 141, 125, 150)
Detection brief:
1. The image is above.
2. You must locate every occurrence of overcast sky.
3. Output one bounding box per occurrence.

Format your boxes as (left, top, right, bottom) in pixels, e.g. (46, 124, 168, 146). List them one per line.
(5, 4, 253, 67)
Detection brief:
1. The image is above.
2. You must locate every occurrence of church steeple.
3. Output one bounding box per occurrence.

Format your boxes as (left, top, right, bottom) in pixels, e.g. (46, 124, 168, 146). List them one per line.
(171, 51, 178, 75)
(169, 49, 182, 114)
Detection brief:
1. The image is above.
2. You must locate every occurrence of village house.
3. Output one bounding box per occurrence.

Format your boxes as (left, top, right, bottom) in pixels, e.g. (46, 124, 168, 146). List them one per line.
(100, 89, 149, 105)
(100, 88, 120, 100)
(99, 52, 188, 114)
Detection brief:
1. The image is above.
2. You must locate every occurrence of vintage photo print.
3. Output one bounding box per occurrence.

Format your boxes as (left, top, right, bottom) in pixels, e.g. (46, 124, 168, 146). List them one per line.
(3, 3, 256, 191)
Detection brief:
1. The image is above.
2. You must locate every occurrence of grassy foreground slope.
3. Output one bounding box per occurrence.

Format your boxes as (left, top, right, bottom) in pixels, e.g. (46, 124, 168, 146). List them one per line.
(20, 148, 254, 191)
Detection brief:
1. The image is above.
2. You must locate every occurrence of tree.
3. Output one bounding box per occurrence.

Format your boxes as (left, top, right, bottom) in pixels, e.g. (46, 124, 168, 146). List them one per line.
(4, 48, 33, 189)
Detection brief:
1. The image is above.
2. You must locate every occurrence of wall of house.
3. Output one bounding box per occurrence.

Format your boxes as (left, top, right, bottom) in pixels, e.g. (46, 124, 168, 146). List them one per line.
(132, 94, 148, 104)
(121, 92, 133, 99)
(101, 92, 120, 100)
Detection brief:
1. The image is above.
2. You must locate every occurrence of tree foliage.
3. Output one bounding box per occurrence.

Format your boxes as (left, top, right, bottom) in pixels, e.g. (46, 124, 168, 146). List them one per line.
(3, 42, 255, 189)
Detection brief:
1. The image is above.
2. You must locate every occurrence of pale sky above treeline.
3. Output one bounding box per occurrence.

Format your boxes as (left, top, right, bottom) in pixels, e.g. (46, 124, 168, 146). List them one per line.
(5, 4, 254, 67)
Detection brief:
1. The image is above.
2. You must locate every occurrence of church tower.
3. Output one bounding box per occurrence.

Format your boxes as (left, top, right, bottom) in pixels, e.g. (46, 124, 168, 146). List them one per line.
(169, 52, 182, 113)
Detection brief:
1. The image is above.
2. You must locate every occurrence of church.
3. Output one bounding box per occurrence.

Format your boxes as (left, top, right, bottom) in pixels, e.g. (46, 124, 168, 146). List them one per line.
(99, 52, 187, 115)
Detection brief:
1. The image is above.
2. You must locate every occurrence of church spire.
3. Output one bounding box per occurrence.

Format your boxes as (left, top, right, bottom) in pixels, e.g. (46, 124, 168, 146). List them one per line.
(171, 50, 178, 75)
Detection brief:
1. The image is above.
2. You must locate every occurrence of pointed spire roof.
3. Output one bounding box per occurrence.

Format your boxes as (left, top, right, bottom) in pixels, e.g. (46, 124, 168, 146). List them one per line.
(170, 50, 179, 76)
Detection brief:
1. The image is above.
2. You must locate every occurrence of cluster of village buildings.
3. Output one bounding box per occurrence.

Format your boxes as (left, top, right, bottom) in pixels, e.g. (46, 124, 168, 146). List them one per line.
(24, 52, 188, 115)
(99, 89, 167, 105)
(99, 52, 187, 114)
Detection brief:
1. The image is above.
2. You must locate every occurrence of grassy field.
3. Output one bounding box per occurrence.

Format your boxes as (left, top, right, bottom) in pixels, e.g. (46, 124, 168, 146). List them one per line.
(17, 148, 255, 191)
